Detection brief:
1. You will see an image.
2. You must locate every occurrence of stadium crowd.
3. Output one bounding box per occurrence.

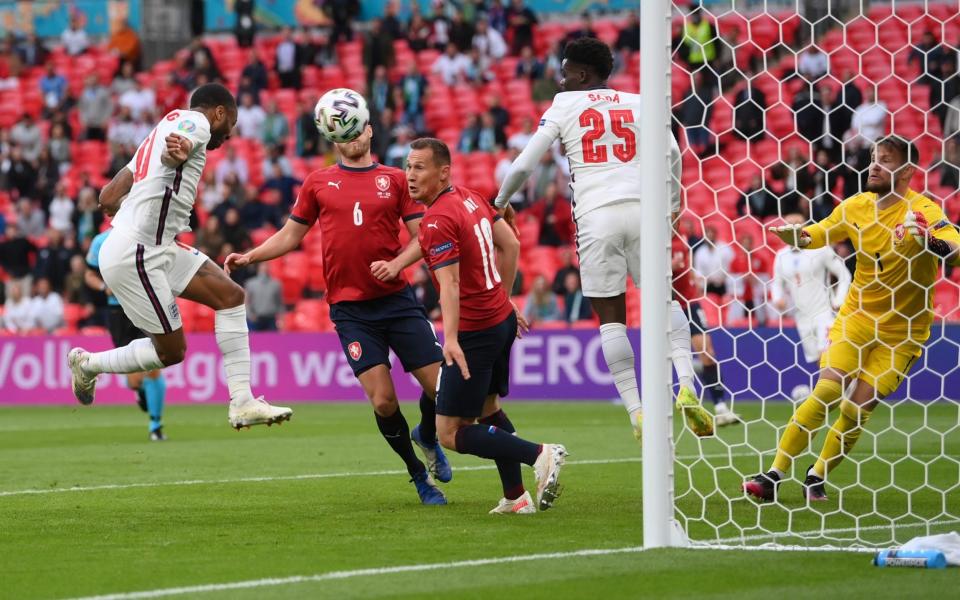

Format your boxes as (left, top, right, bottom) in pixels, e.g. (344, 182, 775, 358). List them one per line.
(0, 1, 958, 334)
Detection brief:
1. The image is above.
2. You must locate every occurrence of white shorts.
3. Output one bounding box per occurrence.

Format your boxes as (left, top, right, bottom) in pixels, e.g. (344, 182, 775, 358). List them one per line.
(575, 202, 642, 298)
(99, 229, 209, 335)
(797, 312, 834, 364)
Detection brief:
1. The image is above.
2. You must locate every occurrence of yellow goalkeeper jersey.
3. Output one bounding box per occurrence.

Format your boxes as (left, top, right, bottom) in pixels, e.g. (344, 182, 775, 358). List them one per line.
(804, 189, 960, 340)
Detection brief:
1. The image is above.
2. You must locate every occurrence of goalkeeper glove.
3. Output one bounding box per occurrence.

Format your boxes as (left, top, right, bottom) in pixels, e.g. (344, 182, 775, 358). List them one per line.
(904, 210, 955, 258)
(769, 224, 811, 248)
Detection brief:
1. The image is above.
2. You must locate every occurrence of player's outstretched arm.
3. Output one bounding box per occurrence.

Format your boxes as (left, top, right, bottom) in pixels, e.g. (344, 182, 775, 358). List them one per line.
(371, 218, 424, 281)
(768, 224, 812, 248)
(224, 218, 310, 274)
(493, 128, 556, 211)
(433, 264, 470, 379)
(98, 167, 134, 216)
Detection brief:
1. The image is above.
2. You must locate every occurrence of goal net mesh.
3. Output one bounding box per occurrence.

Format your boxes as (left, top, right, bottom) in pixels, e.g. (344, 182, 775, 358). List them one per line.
(668, 0, 960, 550)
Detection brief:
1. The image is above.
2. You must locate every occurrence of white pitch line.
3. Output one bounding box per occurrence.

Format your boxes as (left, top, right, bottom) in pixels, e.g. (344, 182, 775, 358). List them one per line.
(712, 517, 960, 544)
(63, 546, 648, 600)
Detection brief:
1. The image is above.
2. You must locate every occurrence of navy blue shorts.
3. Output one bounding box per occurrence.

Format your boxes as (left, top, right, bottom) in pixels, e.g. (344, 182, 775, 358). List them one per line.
(329, 286, 443, 377)
(687, 301, 709, 336)
(436, 311, 517, 419)
(107, 306, 146, 348)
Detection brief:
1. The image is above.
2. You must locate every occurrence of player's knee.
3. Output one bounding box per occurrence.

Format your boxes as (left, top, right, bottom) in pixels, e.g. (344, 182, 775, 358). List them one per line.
(437, 427, 459, 451)
(156, 345, 186, 367)
(222, 283, 245, 309)
(370, 393, 399, 417)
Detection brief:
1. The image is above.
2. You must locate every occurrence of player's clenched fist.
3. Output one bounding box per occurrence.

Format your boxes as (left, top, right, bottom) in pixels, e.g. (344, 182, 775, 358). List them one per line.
(164, 133, 192, 164)
(769, 224, 811, 248)
(223, 252, 251, 275)
(443, 339, 470, 380)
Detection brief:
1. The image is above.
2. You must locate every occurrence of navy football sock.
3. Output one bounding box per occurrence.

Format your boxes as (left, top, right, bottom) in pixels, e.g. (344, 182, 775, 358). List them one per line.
(479, 410, 523, 499)
(454, 424, 541, 467)
(418, 392, 437, 444)
(375, 408, 426, 477)
(702, 363, 724, 404)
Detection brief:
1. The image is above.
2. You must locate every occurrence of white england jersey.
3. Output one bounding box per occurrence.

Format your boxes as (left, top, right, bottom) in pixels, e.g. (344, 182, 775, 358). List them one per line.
(493, 88, 680, 217)
(771, 246, 851, 321)
(112, 110, 212, 247)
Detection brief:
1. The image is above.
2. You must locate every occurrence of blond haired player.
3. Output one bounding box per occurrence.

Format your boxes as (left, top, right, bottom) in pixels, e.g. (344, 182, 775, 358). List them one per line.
(744, 136, 960, 502)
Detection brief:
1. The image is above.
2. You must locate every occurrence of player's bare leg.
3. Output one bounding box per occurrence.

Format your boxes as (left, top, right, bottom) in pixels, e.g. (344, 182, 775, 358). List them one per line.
(743, 367, 849, 502)
(180, 260, 292, 429)
(592, 295, 712, 440)
(357, 365, 444, 504)
(408, 362, 452, 483)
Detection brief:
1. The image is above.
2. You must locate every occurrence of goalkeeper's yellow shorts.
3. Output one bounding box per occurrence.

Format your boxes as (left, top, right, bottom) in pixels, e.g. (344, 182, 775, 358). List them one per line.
(819, 316, 923, 398)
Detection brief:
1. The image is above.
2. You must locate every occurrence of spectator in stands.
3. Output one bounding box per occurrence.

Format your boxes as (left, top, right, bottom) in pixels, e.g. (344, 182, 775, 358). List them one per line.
(262, 101, 290, 148)
(532, 65, 560, 102)
(39, 62, 68, 115)
(78, 75, 112, 141)
(107, 106, 144, 150)
(528, 146, 567, 204)
(296, 98, 323, 157)
(3, 281, 33, 333)
(405, 14, 432, 53)
(736, 175, 777, 219)
(108, 19, 142, 68)
(508, 116, 535, 151)
(368, 65, 393, 116)
(11, 113, 42, 162)
(215, 144, 249, 185)
(551, 247, 578, 295)
(409, 264, 441, 320)
(48, 123, 71, 168)
(909, 31, 948, 87)
(808, 148, 839, 222)
(119, 77, 156, 120)
(506, 0, 538, 56)
(528, 183, 574, 246)
(111, 60, 138, 96)
(680, 5, 716, 71)
(677, 71, 713, 152)
(733, 81, 766, 141)
(33, 228, 75, 292)
(432, 42, 470, 85)
(939, 138, 960, 189)
(61, 14, 90, 56)
(0, 223, 36, 296)
(473, 19, 507, 61)
(197, 214, 226, 259)
(384, 127, 413, 168)
(262, 144, 292, 178)
(49, 109, 73, 141)
(72, 187, 103, 245)
(156, 72, 187, 116)
(29, 277, 64, 332)
(711, 27, 746, 95)
(240, 50, 269, 100)
(476, 112, 506, 152)
(693, 224, 733, 296)
(615, 12, 640, 53)
(3, 146, 37, 199)
(63, 254, 90, 305)
(244, 264, 283, 331)
(458, 115, 481, 152)
(849, 87, 887, 143)
(465, 47, 495, 83)
(15, 198, 45, 238)
(221, 206, 251, 256)
(33, 147, 59, 206)
(363, 18, 396, 81)
(562, 271, 592, 323)
(399, 62, 428, 132)
(451, 9, 477, 52)
(326, 0, 359, 44)
(16, 32, 48, 67)
(495, 147, 526, 209)
(237, 92, 267, 140)
(561, 12, 597, 56)
(48, 183, 74, 234)
(930, 56, 959, 132)
(797, 43, 828, 82)
(240, 185, 282, 230)
(523, 275, 561, 323)
(276, 27, 305, 89)
(186, 38, 221, 81)
(514, 45, 543, 80)
(820, 84, 851, 164)
(487, 94, 510, 131)
(837, 139, 869, 199)
(839, 69, 862, 111)
(793, 84, 824, 143)
(260, 164, 301, 210)
(304, 27, 335, 67)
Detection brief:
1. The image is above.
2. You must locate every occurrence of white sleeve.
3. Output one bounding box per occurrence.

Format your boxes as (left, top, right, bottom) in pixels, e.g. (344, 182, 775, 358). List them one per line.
(670, 133, 682, 215)
(770, 253, 786, 305)
(825, 252, 851, 307)
(494, 125, 559, 209)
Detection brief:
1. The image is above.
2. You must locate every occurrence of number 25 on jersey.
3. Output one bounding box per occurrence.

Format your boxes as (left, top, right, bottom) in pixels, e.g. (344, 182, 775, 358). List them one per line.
(579, 109, 637, 164)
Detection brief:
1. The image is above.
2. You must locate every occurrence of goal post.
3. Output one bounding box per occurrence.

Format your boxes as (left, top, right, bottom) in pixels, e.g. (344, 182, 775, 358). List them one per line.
(642, 0, 960, 551)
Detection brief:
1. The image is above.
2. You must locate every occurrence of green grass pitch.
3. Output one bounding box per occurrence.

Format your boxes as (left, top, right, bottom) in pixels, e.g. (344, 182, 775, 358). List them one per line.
(1, 401, 957, 599)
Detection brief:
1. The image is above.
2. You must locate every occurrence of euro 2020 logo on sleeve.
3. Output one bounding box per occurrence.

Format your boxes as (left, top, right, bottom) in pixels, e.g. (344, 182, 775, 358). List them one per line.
(178, 120, 197, 133)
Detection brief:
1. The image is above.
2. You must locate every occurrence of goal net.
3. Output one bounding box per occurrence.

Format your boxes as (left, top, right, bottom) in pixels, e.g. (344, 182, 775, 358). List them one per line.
(652, 0, 960, 551)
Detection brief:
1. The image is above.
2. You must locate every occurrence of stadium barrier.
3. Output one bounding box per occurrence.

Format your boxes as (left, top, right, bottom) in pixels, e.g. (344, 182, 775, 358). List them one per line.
(2, 327, 958, 404)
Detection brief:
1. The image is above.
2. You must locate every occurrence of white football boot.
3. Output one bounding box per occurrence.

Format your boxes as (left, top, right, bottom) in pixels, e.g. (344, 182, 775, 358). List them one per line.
(533, 444, 567, 511)
(489, 490, 537, 514)
(714, 402, 741, 427)
(228, 396, 293, 429)
(68, 347, 97, 405)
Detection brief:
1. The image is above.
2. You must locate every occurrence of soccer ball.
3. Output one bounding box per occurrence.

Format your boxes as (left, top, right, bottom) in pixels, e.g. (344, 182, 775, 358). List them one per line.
(791, 384, 811, 403)
(314, 88, 369, 143)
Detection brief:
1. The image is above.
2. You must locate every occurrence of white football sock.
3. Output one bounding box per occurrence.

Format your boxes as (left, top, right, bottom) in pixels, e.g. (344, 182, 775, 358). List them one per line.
(599, 322, 642, 416)
(669, 300, 695, 391)
(715, 400, 730, 414)
(85, 338, 163, 374)
(216, 305, 254, 404)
